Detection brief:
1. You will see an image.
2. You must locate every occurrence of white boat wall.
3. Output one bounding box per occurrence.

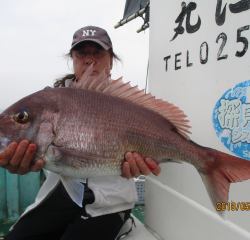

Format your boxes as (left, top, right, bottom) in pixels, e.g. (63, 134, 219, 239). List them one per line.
(146, 0, 250, 239)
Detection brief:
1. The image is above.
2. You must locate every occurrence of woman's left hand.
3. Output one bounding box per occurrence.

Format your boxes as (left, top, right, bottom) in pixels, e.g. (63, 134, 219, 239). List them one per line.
(121, 152, 161, 179)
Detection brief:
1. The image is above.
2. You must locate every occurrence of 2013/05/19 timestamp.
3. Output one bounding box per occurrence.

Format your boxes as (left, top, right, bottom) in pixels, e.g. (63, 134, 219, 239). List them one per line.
(217, 202, 250, 211)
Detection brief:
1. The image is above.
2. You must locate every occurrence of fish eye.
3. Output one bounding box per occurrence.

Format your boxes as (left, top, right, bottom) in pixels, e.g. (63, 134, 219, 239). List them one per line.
(14, 110, 29, 123)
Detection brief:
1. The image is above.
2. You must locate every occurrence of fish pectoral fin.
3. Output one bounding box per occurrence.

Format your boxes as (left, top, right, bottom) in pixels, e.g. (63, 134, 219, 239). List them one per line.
(44, 145, 124, 172)
(60, 176, 87, 207)
(47, 145, 121, 169)
(53, 145, 119, 160)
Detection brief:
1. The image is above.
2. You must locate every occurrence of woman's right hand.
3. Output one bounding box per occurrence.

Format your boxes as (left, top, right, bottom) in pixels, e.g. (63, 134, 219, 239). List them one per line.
(0, 140, 44, 175)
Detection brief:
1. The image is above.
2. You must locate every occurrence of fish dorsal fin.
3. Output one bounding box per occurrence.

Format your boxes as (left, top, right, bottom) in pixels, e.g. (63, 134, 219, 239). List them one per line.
(71, 64, 191, 139)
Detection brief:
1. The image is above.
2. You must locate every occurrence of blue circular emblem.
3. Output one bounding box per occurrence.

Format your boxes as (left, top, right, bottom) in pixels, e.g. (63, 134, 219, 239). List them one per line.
(213, 80, 250, 160)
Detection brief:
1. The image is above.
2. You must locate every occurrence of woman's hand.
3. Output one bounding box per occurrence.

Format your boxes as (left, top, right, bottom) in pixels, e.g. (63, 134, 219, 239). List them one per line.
(0, 140, 44, 175)
(122, 152, 161, 179)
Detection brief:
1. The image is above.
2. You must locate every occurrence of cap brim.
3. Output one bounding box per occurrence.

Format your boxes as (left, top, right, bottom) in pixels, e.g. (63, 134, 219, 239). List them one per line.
(70, 39, 111, 51)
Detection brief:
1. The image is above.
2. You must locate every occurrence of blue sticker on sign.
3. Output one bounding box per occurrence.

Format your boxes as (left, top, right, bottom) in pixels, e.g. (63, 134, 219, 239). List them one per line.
(213, 80, 250, 160)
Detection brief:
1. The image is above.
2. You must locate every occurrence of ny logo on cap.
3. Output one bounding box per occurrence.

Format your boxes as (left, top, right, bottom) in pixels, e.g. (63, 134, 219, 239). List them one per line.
(82, 30, 96, 37)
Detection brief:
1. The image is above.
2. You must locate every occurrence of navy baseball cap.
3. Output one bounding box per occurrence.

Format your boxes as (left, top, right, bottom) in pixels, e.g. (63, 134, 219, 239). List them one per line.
(70, 26, 113, 51)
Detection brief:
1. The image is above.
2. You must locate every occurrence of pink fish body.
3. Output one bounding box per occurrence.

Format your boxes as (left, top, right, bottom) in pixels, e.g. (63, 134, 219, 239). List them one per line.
(1, 64, 250, 216)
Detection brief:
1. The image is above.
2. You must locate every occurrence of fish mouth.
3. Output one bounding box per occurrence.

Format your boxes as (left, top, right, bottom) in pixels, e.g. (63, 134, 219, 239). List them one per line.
(0, 136, 11, 155)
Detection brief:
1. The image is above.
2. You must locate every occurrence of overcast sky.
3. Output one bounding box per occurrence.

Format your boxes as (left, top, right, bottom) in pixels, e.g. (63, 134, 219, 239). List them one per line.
(0, 0, 149, 110)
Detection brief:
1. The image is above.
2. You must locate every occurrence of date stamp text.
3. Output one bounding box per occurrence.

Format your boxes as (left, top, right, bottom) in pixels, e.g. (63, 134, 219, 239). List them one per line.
(217, 202, 250, 211)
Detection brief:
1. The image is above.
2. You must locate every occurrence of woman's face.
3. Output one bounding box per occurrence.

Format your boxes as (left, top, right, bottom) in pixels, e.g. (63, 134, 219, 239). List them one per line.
(72, 41, 113, 80)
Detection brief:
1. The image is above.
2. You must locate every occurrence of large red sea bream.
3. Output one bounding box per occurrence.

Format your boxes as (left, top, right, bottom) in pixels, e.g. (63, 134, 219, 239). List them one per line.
(1, 64, 250, 217)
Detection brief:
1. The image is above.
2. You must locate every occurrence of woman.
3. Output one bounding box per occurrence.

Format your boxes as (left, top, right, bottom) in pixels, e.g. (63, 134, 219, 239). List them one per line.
(1, 26, 161, 240)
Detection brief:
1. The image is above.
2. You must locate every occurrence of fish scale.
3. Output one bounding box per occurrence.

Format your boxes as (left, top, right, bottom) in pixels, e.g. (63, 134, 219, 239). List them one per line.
(53, 88, 172, 160)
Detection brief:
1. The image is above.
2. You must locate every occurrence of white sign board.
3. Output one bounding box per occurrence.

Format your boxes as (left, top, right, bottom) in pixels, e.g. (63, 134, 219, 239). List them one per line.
(147, 0, 250, 239)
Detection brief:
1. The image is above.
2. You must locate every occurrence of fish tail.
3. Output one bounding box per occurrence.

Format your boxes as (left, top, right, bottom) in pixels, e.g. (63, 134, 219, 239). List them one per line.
(198, 149, 250, 219)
